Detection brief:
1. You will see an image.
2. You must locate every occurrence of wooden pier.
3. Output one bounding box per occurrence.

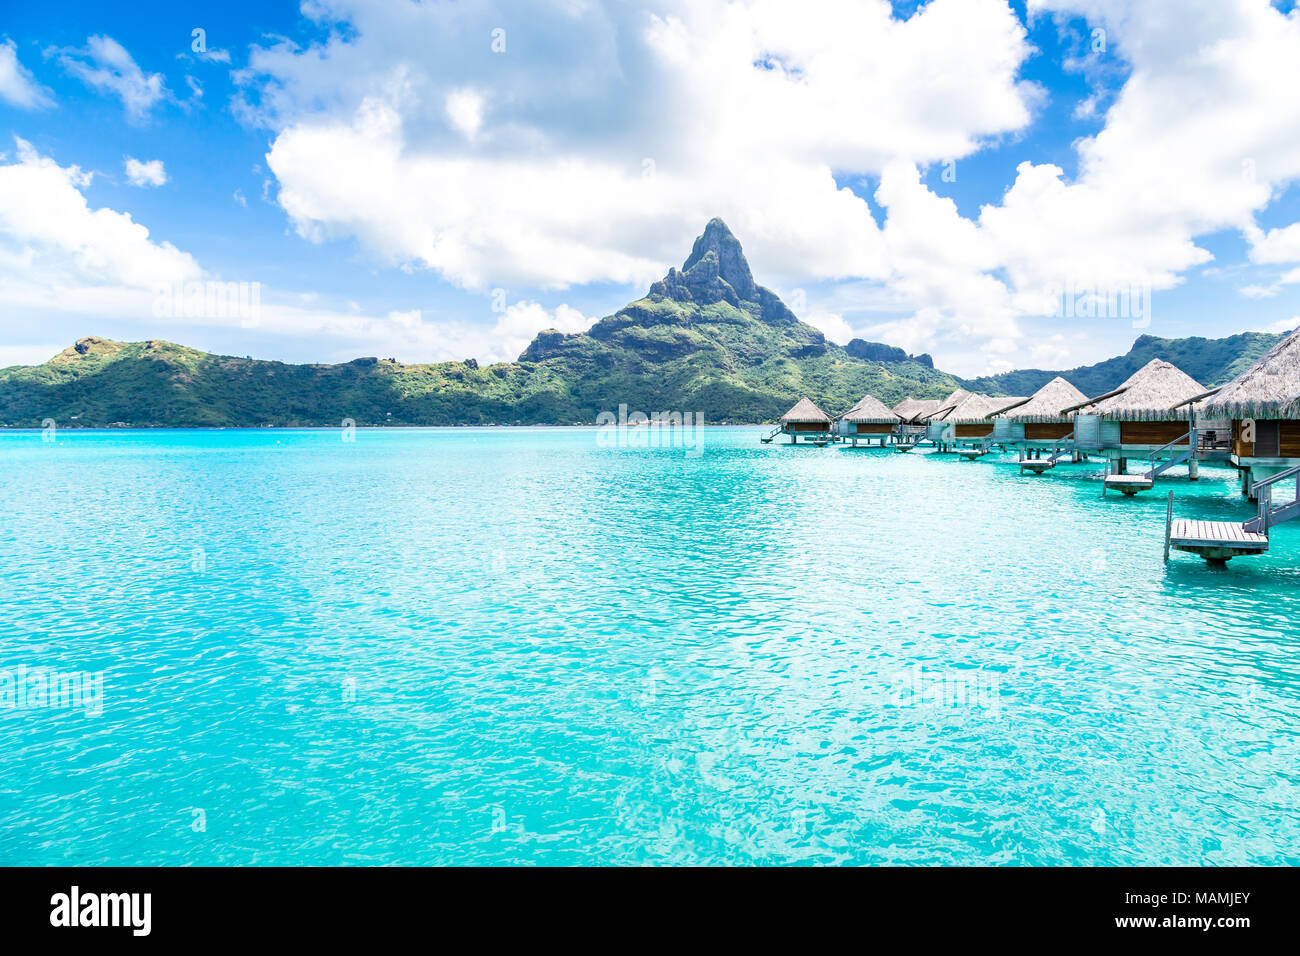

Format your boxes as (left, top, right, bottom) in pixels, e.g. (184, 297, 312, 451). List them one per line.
(1019, 458, 1055, 475)
(1167, 519, 1268, 562)
(1165, 465, 1300, 563)
(1103, 474, 1154, 495)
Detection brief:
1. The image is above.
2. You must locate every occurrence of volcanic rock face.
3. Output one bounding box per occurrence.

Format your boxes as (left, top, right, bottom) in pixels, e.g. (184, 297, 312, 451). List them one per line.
(521, 217, 816, 369)
(645, 218, 798, 327)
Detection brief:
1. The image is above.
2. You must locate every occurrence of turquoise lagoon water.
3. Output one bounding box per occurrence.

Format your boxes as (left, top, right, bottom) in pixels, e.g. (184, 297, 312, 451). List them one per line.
(0, 426, 1298, 866)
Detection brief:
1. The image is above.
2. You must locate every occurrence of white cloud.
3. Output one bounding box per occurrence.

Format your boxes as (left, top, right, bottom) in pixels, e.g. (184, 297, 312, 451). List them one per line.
(1254, 315, 1300, 335)
(0, 139, 198, 289)
(55, 35, 168, 121)
(26, 0, 1294, 377)
(0, 139, 594, 367)
(124, 157, 167, 187)
(801, 310, 854, 345)
(247, 0, 1300, 374)
(444, 88, 484, 141)
(1239, 284, 1278, 299)
(1237, 265, 1300, 299)
(249, 0, 1034, 298)
(0, 39, 54, 109)
(1247, 221, 1300, 264)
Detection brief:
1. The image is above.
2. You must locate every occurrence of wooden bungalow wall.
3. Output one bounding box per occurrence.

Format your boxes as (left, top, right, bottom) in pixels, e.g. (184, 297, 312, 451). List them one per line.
(1024, 423, 1072, 441)
(1118, 421, 1190, 446)
(1232, 419, 1300, 458)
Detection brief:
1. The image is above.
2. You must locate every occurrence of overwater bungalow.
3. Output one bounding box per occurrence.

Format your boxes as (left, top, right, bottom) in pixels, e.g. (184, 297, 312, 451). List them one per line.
(1166, 327, 1300, 562)
(762, 397, 834, 445)
(920, 389, 969, 447)
(928, 393, 1011, 454)
(837, 394, 901, 447)
(892, 397, 942, 446)
(1068, 359, 1211, 494)
(893, 397, 943, 420)
(1201, 325, 1300, 499)
(990, 376, 1089, 472)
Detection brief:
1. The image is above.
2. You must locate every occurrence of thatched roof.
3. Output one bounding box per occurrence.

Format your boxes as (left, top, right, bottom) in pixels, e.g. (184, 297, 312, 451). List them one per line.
(1202, 326, 1300, 420)
(780, 397, 832, 423)
(946, 395, 1013, 426)
(939, 388, 970, 409)
(841, 393, 900, 424)
(938, 392, 1012, 424)
(1001, 377, 1089, 423)
(919, 389, 971, 422)
(1084, 359, 1206, 421)
(893, 397, 942, 422)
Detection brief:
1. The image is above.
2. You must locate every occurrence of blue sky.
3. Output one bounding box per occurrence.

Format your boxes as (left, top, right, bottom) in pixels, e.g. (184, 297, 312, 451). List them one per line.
(2, 0, 1300, 376)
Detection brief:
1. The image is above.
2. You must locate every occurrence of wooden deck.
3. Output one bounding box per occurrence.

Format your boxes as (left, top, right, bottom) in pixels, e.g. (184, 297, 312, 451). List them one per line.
(1103, 474, 1154, 495)
(1169, 519, 1268, 562)
(1019, 458, 1055, 474)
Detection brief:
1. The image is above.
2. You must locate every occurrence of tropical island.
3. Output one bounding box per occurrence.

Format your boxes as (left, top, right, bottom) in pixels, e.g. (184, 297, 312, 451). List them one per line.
(0, 220, 1284, 428)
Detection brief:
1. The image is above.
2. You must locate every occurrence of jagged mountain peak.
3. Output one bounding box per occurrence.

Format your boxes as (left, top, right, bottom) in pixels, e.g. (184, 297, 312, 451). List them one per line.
(680, 217, 755, 299)
(644, 219, 796, 328)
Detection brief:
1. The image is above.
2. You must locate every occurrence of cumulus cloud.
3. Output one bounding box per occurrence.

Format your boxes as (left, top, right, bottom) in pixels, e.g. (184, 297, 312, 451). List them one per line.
(124, 157, 167, 187)
(153, 0, 1300, 373)
(802, 310, 855, 345)
(0, 139, 593, 367)
(239, 0, 1300, 372)
(0, 39, 54, 109)
(248, 0, 1033, 293)
(0, 139, 197, 288)
(54, 35, 168, 121)
(444, 88, 485, 142)
(1247, 221, 1300, 264)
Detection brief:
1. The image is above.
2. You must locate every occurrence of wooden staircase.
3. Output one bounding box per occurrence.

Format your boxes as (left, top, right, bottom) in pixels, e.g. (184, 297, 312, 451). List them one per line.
(1103, 430, 1193, 495)
(1020, 432, 1075, 474)
(1243, 464, 1300, 534)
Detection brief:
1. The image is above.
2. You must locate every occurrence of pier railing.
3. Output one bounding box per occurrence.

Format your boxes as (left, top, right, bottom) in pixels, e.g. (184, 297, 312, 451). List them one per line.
(1144, 430, 1193, 479)
(1244, 464, 1300, 535)
(1047, 432, 1075, 464)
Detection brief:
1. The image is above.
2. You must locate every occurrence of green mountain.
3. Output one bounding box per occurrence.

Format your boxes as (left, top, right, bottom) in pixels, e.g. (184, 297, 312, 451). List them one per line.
(0, 219, 1283, 427)
(0, 219, 961, 427)
(963, 331, 1287, 397)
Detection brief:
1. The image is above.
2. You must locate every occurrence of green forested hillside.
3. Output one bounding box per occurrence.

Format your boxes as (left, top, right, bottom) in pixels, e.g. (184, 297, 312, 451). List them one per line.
(0, 220, 1279, 427)
(0, 220, 962, 427)
(963, 331, 1286, 397)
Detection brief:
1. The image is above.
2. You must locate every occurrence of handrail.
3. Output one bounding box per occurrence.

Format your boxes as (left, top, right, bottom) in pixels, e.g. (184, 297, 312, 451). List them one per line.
(1048, 432, 1075, 462)
(1244, 464, 1300, 535)
(1249, 463, 1300, 491)
(1148, 429, 1193, 460)
(1145, 429, 1193, 478)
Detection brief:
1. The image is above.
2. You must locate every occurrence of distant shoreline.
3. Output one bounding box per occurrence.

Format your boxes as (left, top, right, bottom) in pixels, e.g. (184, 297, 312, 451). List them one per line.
(0, 422, 761, 431)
